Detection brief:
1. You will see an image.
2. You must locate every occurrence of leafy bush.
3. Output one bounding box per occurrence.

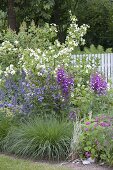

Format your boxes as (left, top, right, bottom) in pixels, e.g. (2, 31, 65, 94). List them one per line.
(72, 115, 113, 165)
(70, 56, 99, 117)
(1, 12, 112, 119)
(0, 41, 20, 69)
(71, 71, 113, 118)
(89, 90, 113, 116)
(0, 14, 91, 118)
(3, 117, 73, 161)
(1, 21, 57, 50)
(74, 44, 112, 54)
(0, 10, 7, 33)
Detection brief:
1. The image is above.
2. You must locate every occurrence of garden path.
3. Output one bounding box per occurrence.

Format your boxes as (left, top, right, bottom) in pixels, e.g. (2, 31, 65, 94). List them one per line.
(1, 154, 112, 170)
(64, 163, 113, 170)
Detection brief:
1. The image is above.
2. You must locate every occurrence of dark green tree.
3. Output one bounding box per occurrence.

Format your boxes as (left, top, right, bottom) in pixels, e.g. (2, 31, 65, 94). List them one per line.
(1, 0, 113, 48)
(73, 0, 113, 48)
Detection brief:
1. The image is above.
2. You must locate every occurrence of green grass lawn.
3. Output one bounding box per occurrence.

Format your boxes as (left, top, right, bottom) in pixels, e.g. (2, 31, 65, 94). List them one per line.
(0, 154, 70, 170)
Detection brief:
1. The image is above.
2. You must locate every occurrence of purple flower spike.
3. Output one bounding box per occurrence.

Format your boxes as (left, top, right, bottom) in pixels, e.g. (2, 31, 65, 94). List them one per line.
(57, 68, 74, 98)
(90, 72, 107, 95)
(57, 68, 66, 84)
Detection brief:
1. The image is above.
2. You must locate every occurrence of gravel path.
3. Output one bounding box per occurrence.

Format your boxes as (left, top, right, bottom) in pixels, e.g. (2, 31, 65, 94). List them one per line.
(63, 163, 113, 170)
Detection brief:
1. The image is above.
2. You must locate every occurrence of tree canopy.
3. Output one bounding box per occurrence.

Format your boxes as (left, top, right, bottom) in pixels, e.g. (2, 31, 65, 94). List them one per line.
(0, 0, 113, 48)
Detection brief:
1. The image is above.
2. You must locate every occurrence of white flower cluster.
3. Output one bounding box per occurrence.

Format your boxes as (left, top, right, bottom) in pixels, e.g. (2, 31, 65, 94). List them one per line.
(4, 64, 16, 76)
(0, 14, 89, 80)
(0, 41, 13, 53)
(66, 14, 89, 48)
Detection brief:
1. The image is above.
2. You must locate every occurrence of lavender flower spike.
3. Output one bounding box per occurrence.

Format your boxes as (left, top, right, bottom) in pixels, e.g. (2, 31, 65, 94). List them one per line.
(90, 72, 107, 95)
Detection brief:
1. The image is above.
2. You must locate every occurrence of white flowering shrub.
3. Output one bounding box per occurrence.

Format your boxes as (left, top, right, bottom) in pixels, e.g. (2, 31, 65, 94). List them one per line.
(0, 13, 100, 117)
(1, 21, 57, 50)
(0, 41, 20, 70)
(0, 14, 89, 76)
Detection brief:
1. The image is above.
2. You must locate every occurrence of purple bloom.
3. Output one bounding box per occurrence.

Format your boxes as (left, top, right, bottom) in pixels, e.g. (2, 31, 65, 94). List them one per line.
(0, 103, 4, 107)
(94, 117, 99, 122)
(57, 68, 74, 98)
(99, 122, 111, 127)
(85, 152, 91, 158)
(12, 94, 17, 106)
(86, 122, 91, 125)
(57, 68, 66, 84)
(7, 103, 14, 108)
(0, 90, 5, 100)
(90, 72, 107, 95)
(38, 96, 44, 102)
(84, 128, 89, 131)
(94, 123, 98, 128)
(69, 112, 76, 120)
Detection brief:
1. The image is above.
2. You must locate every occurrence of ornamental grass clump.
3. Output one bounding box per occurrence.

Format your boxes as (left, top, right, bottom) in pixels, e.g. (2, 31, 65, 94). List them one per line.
(90, 72, 107, 95)
(3, 117, 73, 161)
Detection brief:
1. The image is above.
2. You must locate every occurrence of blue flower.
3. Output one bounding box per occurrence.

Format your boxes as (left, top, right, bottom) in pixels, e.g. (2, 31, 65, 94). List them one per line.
(38, 96, 44, 102)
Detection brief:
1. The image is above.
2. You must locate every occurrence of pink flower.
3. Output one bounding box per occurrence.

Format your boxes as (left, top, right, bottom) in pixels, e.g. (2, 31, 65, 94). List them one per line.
(85, 152, 91, 158)
(94, 117, 99, 122)
(100, 122, 110, 127)
(86, 122, 91, 125)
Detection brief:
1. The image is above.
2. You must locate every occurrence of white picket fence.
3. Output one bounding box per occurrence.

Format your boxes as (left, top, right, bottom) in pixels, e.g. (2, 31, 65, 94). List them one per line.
(72, 53, 113, 86)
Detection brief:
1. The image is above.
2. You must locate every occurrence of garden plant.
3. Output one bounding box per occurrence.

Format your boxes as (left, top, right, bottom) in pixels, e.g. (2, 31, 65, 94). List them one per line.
(0, 11, 113, 166)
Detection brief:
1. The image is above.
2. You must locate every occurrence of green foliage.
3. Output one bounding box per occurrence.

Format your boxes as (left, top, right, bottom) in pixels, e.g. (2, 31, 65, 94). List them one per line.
(0, 109, 14, 149)
(15, 0, 55, 25)
(0, 41, 20, 70)
(0, 14, 90, 118)
(0, 21, 57, 70)
(73, 0, 113, 48)
(90, 89, 113, 115)
(3, 117, 73, 161)
(70, 55, 99, 117)
(0, 10, 7, 42)
(74, 44, 112, 54)
(0, 10, 7, 31)
(77, 115, 113, 165)
(1, 21, 57, 49)
(0, 0, 76, 43)
(1, 0, 113, 48)
(0, 13, 112, 119)
(71, 76, 113, 118)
